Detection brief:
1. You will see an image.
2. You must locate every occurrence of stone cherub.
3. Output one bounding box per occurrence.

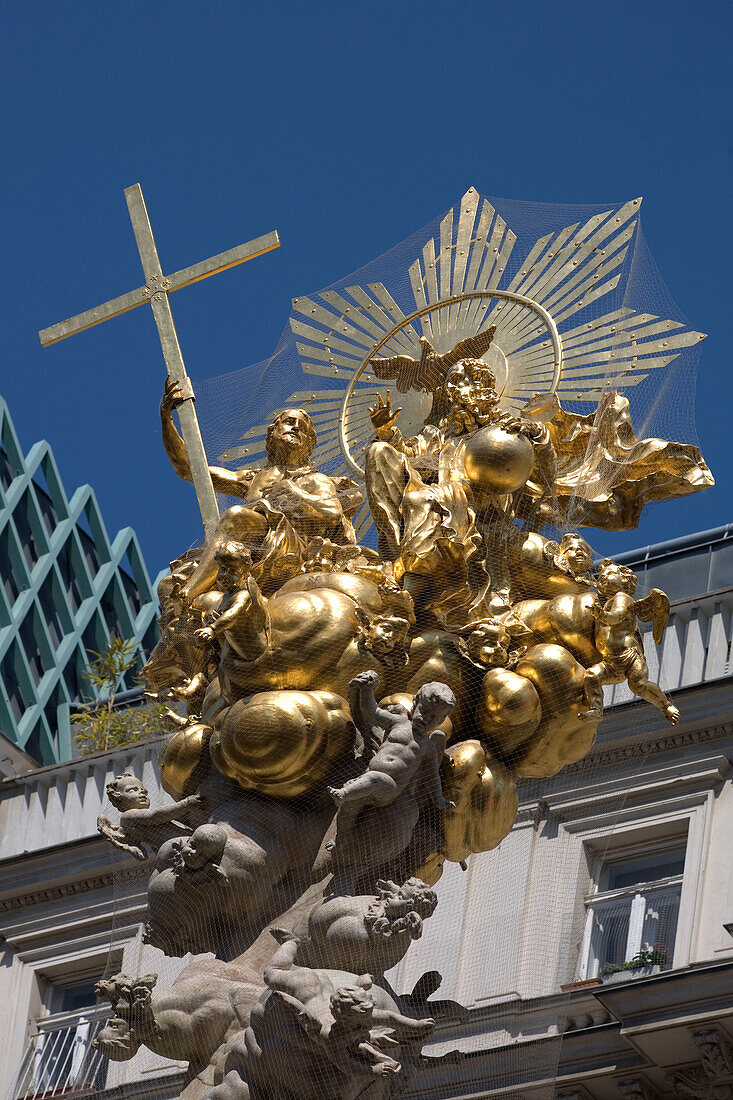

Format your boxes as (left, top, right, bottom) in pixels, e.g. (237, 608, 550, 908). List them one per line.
(327, 671, 456, 854)
(257, 938, 434, 1088)
(171, 823, 230, 885)
(582, 558, 680, 725)
(272, 876, 438, 977)
(96, 772, 204, 860)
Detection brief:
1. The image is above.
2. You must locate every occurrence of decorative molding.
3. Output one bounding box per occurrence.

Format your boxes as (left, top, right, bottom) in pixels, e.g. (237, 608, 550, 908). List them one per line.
(668, 1027, 733, 1098)
(564, 723, 733, 775)
(0, 873, 115, 912)
(694, 1028, 733, 1079)
(616, 1078, 660, 1099)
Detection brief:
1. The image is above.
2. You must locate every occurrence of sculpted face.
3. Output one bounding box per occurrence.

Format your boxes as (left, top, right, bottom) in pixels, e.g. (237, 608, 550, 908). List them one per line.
(559, 536, 593, 576)
(108, 776, 150, 811)
(216, 559, 249, 592)
(93, 1016, 139, 1060)
(330, 986, 374, 1041)
(266, 409, 316, 466)
(442, 358, 498, 418)
(180, 825, 227, 870)
(411, 682, 456, 733)
(597, 560, 638, 597)
(466, 621, 511, 667)
(365, 615, 409, 657)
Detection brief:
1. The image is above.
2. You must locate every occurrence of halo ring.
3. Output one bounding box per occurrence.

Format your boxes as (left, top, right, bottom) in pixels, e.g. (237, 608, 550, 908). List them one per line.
(339, 289, 563, 477)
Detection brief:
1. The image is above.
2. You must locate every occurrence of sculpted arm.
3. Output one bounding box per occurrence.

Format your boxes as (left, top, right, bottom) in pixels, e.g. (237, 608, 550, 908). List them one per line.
(598, 592, 636, 625)
(126, 793, 201, 828)
(160, 378, 252, 497)
(420, 742, 454, 812)
(205, 591, 253, 639)
(369, 392, 423, 457)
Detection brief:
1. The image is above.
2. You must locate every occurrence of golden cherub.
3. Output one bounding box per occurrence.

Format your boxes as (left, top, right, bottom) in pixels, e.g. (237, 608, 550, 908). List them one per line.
(582, 559, 679, 725)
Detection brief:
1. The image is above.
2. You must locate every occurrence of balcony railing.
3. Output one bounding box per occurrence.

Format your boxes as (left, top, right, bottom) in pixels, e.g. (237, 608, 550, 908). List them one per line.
(8, 1008, 109, 1100)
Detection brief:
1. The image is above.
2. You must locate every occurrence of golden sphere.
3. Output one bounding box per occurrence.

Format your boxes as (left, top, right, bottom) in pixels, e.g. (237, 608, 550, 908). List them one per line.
(463, 425, 535, 494)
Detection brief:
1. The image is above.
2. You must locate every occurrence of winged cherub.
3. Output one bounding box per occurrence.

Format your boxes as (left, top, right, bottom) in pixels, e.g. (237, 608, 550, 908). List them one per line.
(582, 559, 680, 725)
(97, 773, 203, 861)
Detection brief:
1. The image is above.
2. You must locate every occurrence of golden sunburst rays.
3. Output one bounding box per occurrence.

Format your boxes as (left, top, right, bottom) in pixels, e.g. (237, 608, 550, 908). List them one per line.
(219, 187, 706, 536)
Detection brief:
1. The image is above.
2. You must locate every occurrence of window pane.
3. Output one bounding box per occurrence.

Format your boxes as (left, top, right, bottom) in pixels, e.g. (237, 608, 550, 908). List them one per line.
(605, 847, 686, 890)
(589, 885, 682, 976)
(641, 887, 681, 967)
(589, 897, 632, 975)
(48, 976, 101, 1014)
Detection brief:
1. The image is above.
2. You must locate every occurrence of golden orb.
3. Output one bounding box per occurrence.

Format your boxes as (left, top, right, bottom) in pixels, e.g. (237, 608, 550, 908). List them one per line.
(463, 425, 535, 494)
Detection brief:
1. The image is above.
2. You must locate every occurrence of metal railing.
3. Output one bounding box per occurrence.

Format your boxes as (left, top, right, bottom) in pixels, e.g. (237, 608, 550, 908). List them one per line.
(8, 1009, 109, 1100)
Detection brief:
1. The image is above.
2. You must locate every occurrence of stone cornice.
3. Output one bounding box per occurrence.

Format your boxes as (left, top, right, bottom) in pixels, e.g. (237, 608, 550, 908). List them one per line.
(0, 873, 116, 913)
(563, 722, 733, 776)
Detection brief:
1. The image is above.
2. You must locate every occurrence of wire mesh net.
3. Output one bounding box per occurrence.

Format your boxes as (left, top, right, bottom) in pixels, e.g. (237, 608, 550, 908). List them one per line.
(74, 187, 712, 1100)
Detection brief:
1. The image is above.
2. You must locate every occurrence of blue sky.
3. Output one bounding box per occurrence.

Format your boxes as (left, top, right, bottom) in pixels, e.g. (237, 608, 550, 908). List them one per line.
(2, 0, 731, 578)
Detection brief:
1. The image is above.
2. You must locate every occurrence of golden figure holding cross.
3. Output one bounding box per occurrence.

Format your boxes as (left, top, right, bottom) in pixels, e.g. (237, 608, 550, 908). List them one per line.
(39, 182, 279, 536)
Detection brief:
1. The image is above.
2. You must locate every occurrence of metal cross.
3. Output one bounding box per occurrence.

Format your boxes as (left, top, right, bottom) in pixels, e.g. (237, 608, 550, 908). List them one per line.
(39, 183, 280, 536)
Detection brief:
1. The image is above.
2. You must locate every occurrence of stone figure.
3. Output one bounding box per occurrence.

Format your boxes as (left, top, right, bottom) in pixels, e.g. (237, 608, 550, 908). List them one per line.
(96, 772, 204, 860)
(206, 937, 434, 1100)
(327, 672, 455, 860)
(274, 876, 438, 976)
(162, 382, 362, 597)
(141, 786, 336, 960)
(581, 558, 680, 725)
(93, 960, 262, 1095)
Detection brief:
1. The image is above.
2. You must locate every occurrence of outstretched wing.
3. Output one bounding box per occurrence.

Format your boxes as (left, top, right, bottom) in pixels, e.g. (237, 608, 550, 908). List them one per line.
(96, 815, 146, 861)
(371, 353, 423, 394)
(635, 588, 671, 645)
(440, 326, 497, 369)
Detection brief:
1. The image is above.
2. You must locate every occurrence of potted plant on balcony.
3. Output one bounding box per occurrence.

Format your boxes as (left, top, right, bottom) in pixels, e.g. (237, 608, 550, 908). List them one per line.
(600, 943, 668, 984)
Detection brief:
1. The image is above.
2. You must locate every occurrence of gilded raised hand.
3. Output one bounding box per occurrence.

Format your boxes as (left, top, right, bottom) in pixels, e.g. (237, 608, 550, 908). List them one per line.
(369, 391, 402, 436)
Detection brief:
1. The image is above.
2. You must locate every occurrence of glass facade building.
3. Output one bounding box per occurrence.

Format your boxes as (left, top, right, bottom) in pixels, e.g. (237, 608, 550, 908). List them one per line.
(0, 396, 158, 765)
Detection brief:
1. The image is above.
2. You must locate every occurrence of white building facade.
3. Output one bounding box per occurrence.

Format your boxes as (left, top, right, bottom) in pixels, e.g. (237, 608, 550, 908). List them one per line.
(2, 526, 733, 1100)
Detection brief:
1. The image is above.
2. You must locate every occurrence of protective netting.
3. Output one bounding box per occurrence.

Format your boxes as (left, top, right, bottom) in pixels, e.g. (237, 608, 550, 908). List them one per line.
(80, 189, 711, 1100)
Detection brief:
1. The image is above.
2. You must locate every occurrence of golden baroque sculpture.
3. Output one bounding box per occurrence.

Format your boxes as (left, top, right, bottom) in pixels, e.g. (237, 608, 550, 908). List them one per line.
(92, 190, 715, 1099)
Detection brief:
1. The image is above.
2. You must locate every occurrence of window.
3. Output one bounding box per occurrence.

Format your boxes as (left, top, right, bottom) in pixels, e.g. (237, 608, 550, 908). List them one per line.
(10, 973, 109, 1100)
(581, 843, 686, 979)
